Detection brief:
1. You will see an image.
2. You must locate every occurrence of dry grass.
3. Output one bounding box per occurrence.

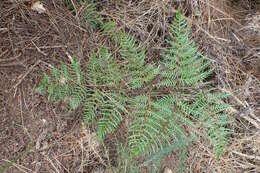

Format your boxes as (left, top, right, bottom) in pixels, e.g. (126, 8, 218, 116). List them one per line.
(0, 0, 260, 172)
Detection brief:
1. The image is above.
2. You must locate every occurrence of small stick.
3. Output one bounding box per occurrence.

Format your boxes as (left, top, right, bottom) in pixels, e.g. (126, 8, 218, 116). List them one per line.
(232, 151, 260, 161)
(0, 28, 8, 32)
(32, 41, 47, 56)
(12, 60, 41, 91)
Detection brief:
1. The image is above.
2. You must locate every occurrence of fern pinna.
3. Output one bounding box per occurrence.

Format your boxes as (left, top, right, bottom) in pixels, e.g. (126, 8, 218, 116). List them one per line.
(36, 9, 232, 171)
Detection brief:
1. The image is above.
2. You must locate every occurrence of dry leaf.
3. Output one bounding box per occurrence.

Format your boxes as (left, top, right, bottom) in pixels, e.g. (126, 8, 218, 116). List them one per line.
(31, 1, 46, 14)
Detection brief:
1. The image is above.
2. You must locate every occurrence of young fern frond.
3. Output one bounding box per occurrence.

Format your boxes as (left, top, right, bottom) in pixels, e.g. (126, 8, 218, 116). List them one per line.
(82, 90, 98, 124)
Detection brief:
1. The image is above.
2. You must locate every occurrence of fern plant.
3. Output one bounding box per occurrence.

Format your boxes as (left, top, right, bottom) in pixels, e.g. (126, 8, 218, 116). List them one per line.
(36, 9, 233, 172)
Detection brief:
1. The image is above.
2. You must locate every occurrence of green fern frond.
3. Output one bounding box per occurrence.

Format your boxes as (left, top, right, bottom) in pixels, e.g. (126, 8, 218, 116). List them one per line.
(128, 95, 177, 157)
(160, 9, 211, 88)
(95, 92, 125, 139)
(101, 21, 118, 39)
(82, 90, 126, 140)
(82, 89, 98, 124)
(35, 59, 87, 109)
(158, 9, 232, 159)
(177, 90, 232, 158)
(118, 33, 159, 89)
(119, 32, 145, 68)
(84, 51, 127, 139)
(97, 100, 123, 139)
(71, 58, 84, 85)
(82, 0, 103, 30)
(69, 86, 88, 110)
(87, 48, 122, 88)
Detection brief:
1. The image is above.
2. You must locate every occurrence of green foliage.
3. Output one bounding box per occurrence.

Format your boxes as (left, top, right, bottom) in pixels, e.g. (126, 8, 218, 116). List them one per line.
(36, 8, 233, 172)
(128, 95, 188, 157)
(36, 59, 85, 109)
(64, 0, 76, 13)
(64, 0, 102, 30)
(87, 48, 122, 88)
(118, 32, 159, 90)
(158, 10, 233, 160)
(82, 0, 103, 30)
(160, 10, 211, 88)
